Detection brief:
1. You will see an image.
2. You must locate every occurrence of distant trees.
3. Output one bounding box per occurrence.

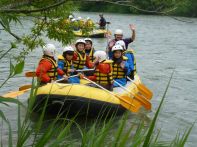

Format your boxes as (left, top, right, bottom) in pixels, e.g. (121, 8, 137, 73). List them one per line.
(80, 0, 197, 17)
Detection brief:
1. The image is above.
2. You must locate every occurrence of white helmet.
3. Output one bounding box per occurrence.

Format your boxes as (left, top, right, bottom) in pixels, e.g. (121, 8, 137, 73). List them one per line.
(115, 40, 126, 50)
(77, 17, 82, 20)
(43, 44, 56, 57)
(71, 18, 76, 22)
(76, 39, 86, 45)
(69, 15, 73, 19)
(63, 46, 74, 52)
(94, 51, 107, 62)
(86, 17, 90, 20)
(114, 29, 123, 35)
(84, 38, 92, 43)
(112, 45, 123, 52)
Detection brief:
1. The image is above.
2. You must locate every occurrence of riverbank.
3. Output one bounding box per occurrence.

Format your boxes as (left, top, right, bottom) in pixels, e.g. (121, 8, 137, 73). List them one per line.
(78, 1, 197, 17)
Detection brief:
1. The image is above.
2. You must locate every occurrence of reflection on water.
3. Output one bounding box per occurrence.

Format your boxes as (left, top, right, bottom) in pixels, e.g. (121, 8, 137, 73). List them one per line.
(0, 12, 197, 146)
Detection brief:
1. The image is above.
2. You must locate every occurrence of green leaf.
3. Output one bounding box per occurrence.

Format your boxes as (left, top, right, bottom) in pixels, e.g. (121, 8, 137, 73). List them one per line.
(11, 42, 17, 49)
(0, 97, 25, 108)
(14, 60, 24, 75)
(9, 59, 15, 76)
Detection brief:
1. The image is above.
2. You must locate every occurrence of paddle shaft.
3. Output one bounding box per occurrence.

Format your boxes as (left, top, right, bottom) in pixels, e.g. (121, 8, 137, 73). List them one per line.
(55, 74, 79, 83)
(127, 76, 153, 99)
(114, 80, 135, 98)
(113, 80, 149, 101)
(114, 80, 151, 110)
(26, 68, 95, 77)
(83, 77, 135, 107)
(2, 75, 80, 98)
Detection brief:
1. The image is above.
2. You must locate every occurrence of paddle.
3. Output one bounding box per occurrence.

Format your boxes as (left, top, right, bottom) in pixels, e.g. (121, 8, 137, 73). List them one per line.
(127, 76, 153, 99)
(82, 76, 141, 113)
(113, 80, 151, 110)
(2, 87, 31, 98)
(2, 75, 79, 98)
(25, 68, 95, 77)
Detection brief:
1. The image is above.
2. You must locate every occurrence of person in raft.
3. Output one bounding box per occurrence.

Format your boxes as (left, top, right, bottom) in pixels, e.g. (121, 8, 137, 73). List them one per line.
(87, 51, 113, 91)
(111, 45, 131, 87)
(115, 40, 136, 79)
(57, 46, 80, 83)
(84, 38, 95, 62)
(107, 24, 136, 59)
(36, 44, 67, 85)
(98, 14, 106, 29)
(73, 39, 97, 70)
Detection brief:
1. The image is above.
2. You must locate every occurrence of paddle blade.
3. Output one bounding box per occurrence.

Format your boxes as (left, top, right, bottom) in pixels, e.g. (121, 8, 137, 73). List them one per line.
(118, 95, 141, 113)
(135, 83, 153, 99)
(133, 93, 152, 110)
(25, 71, 36, 77)
(19, 84, 32, 91)
(2, 90, 29, 98)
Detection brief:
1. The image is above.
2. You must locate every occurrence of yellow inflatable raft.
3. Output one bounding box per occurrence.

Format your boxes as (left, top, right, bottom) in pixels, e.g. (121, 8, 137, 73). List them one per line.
(73, 29, 111, 38)
(33, 75, 141, 118)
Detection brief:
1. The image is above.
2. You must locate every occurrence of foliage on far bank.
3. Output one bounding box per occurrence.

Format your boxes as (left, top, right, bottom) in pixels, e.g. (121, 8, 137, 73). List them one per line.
(78, 0, 197, 17)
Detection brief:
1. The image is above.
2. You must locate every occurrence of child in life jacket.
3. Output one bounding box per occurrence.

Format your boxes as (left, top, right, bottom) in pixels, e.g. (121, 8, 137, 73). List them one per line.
(73, 39, 96, 70)
(36, 44, 67, 85)
(84, 38, 95, 62)
(57, 46, 80, 83)
(88, 51, 113, 91)
(111, 45, 131, 87)
(115, 40, 136, 79)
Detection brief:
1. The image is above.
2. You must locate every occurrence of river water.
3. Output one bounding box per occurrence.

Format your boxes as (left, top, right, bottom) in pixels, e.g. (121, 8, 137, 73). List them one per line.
(0, 12, 197, 146)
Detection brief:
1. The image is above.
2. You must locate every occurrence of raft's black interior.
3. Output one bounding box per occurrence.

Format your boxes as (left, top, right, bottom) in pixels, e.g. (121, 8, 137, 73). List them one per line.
(33, 94, 126, 118)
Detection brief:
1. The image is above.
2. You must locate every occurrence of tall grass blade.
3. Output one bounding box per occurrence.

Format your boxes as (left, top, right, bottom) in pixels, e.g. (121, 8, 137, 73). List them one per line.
(94, 118, 114, 147)
(143, 70, 174, 147)
(179, 124, 194, 147)
(111, 114, 128, 147)
(0, 110, 12, 147)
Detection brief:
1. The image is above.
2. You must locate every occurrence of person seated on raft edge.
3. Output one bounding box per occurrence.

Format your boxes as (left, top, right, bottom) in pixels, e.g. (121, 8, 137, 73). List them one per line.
(57, 46, 80, 83)
(115, 40, 136, 80)
(36, 44, 68, 85)
(73, 39, 98, 72)
(111, 45, 131, 87)
(107, 24, 136, 59)
(87, 51, 113, 91)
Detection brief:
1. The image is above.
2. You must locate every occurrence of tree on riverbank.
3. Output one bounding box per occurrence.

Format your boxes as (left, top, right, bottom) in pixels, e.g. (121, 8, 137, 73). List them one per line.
(79, 0, 197, 17)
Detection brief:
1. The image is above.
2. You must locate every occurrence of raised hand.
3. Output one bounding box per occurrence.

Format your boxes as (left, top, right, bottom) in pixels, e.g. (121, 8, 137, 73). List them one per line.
(129, 24, 135, 31)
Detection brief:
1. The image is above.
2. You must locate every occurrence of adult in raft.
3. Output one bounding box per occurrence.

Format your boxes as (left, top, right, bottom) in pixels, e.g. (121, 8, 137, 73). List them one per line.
(111, 45, 131, 87)
(98, 14, 106, 29)
(107, 24, 136, 59)
(36, 44, 67, 85)
(57, 46, 80, 83)
(73, 39, 97, 70)
(88, 51, 113, 91)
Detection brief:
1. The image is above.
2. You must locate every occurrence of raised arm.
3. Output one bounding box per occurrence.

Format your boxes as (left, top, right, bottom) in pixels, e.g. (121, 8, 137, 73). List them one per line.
(129, 24, 136, 41)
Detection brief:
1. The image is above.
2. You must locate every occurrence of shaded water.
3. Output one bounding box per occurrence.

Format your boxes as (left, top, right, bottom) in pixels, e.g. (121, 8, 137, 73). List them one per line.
(0, 12, 197, 146)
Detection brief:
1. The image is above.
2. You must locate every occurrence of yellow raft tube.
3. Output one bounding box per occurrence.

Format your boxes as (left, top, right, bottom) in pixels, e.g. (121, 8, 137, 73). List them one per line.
(33, 75, 141, 118)
(73, 29, 111, 38)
